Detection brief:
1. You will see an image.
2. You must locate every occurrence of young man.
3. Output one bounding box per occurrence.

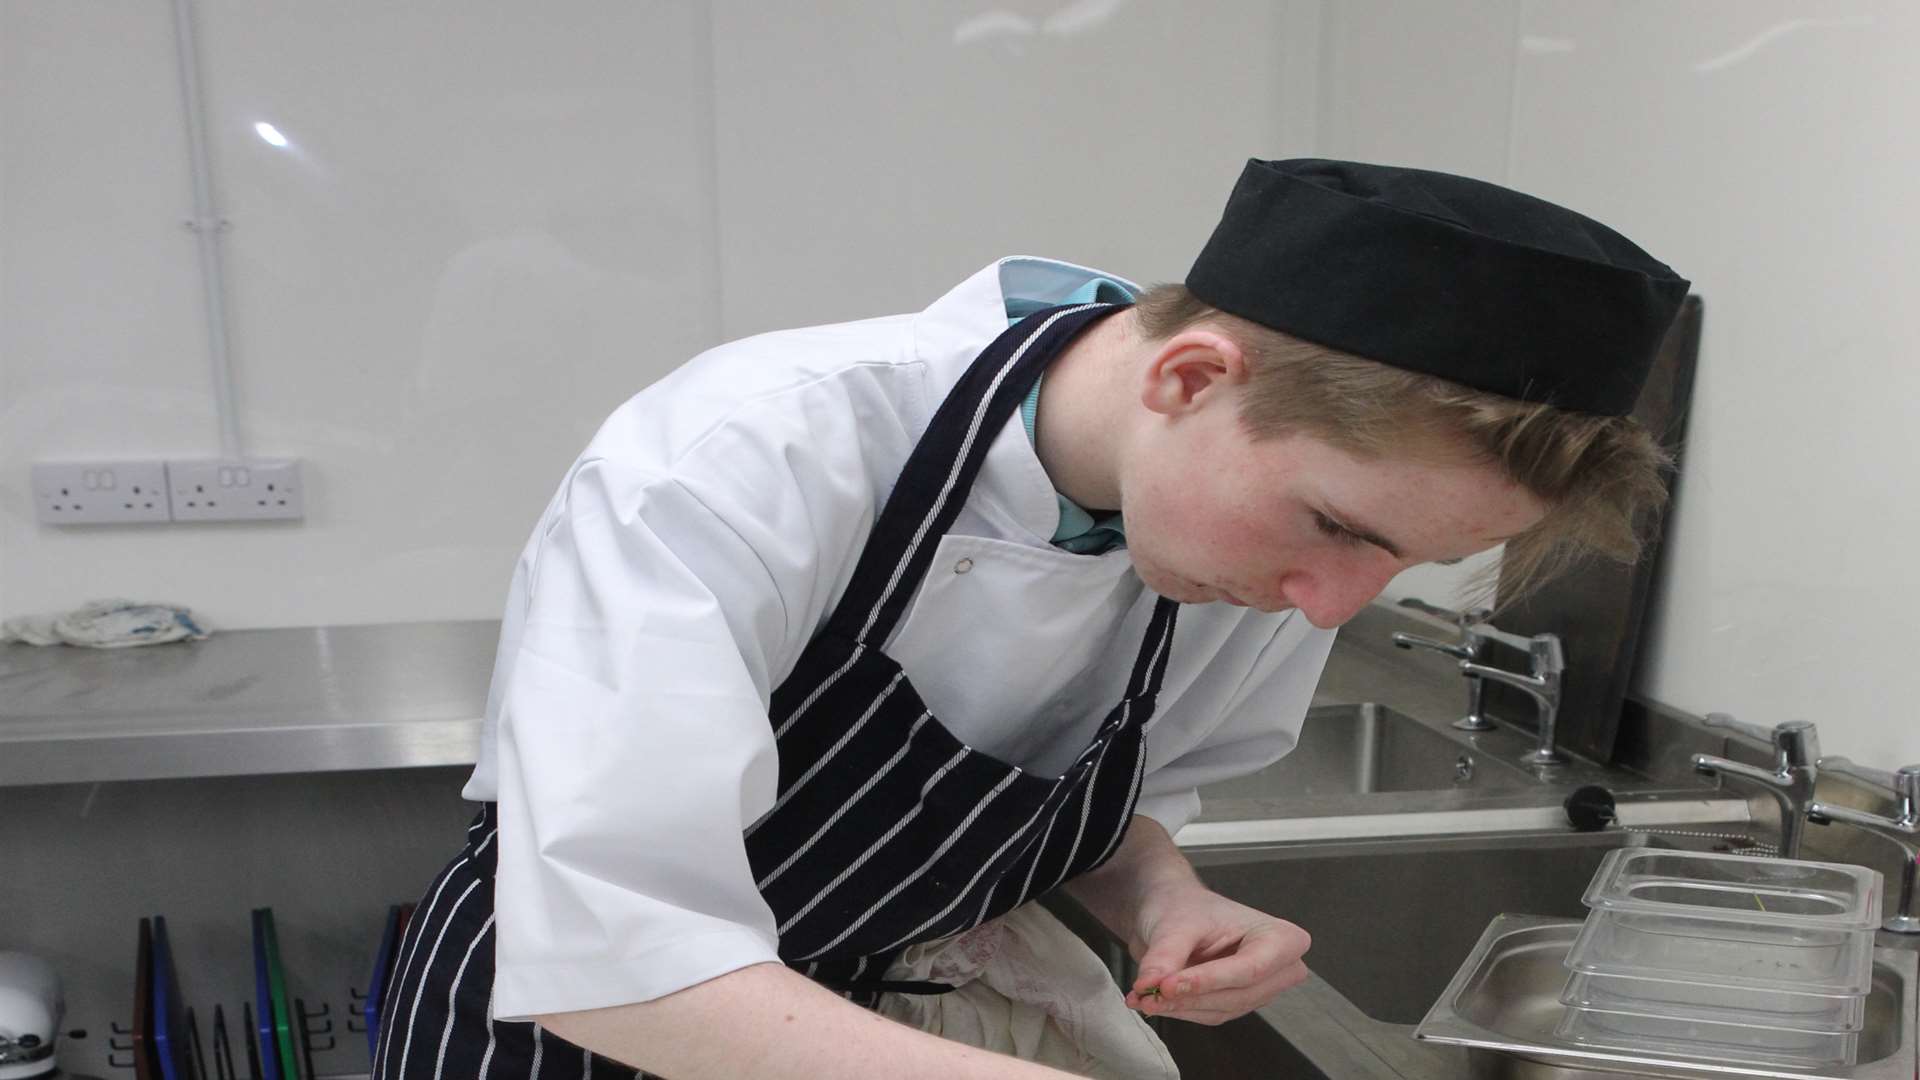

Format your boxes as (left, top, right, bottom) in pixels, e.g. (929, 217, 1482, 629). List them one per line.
(375, 159, 1688, 1079)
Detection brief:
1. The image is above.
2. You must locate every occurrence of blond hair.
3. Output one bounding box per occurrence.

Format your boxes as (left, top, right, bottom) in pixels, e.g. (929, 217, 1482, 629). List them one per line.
(1132, 284, 1671, 605)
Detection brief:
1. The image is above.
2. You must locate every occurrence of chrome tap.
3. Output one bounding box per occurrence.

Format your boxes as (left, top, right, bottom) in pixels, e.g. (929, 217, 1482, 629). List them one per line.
(1691, 719, 1820, 859)
(1810, 764, 1920, 934)
(1391, 599, 1495, 731)
(1458, 628, 1568, 767)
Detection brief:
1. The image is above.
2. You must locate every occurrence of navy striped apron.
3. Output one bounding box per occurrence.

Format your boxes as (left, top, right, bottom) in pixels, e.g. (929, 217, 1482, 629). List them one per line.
(374, 302, 1181, 1080)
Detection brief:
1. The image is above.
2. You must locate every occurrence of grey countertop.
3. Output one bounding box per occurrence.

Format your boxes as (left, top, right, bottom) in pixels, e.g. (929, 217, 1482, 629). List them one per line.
(0, 600, 1491, 788)
(0, 600, 1716, 796)
(0, 621, 497, 784)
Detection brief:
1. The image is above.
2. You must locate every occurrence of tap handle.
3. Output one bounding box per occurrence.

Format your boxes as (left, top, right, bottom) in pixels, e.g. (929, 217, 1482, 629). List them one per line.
(1397, 597, 1460, 622)
(1895, 765, 1920, 821)
(1773, 720, 1820, 769)
(1396, 597, 1494, 634)
(1467, 623, 1560, 670)
(1391, 632, 1475, 661)
(1467, 622, 1538, 655)
(1530, 633, 1565, 677)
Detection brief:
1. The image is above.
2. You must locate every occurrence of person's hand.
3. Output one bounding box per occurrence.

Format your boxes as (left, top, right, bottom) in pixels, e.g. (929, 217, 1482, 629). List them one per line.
(1121, 880, 1311, 1025)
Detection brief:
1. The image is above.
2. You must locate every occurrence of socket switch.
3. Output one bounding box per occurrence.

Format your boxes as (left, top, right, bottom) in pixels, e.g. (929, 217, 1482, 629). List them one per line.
(30, 462, 173, 525)
(167, 458, 306, 522)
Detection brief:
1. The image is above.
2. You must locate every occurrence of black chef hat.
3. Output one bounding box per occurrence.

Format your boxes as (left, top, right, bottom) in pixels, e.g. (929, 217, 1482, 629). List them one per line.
(1184, 158, 1691, 416)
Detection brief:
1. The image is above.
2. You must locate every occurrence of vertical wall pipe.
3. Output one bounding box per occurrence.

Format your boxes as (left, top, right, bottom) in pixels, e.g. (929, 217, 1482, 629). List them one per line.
(169, 0, 244, 460)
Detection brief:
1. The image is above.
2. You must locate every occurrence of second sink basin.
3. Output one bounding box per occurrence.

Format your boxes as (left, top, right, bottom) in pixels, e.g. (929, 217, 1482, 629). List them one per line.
(1199, 702, 1535, 799)
(1188, 831, 1649, 1023)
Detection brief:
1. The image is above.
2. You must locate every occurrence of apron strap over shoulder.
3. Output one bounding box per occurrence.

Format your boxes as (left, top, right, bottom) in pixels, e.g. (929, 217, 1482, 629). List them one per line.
(824, 302, 1128, 648)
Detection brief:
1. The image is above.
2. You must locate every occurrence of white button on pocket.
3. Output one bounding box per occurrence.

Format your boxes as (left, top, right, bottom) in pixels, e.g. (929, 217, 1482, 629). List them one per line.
(954, 558, 974, 574)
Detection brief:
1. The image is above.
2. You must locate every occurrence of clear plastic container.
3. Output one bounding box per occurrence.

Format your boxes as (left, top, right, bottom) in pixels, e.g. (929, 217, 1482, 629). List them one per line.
(1555, 1002, 1860, 1069)
(1566, 908, 1875, 995)
(1560, 970, 1867, 1033)
(1583, 848, 1882, 930)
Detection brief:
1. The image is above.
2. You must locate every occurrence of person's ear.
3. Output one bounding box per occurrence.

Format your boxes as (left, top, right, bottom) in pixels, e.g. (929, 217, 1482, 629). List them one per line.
(1140, 329, 1248, 417)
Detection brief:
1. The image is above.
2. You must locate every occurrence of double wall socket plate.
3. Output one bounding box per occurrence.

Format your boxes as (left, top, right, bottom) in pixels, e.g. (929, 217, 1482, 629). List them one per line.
(167, 459, 305, 522)
(29, 462, 173, 524)
(28, 459, 306, 525)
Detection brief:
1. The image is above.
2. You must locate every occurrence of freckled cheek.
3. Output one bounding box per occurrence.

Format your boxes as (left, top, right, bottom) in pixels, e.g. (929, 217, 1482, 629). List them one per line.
(1206, 513, 1291, 584)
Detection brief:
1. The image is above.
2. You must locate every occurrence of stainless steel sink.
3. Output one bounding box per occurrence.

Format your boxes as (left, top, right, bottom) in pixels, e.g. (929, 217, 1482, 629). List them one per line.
(1177, 830, 1913, 1078)
(1153, 1011, 1332, 1080)
(1198, 703, 1536, 799)
(1188, 831, 1641, 1023)
(1418, 916, 1914, 1079)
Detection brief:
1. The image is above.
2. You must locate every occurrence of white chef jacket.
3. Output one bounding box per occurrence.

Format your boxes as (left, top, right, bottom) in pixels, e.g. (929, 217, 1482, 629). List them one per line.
(465, 256, 1337, 1020)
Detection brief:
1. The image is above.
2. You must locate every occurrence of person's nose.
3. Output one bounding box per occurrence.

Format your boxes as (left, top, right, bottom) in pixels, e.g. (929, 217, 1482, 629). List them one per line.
(1278, 558, 1401, 629)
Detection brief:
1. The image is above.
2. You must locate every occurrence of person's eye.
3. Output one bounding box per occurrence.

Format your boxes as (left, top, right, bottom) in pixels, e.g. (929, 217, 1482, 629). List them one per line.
(1312, 510, 1364, 546)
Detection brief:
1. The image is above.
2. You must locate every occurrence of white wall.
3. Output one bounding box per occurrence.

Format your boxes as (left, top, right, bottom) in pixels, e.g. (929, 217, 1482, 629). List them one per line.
(1329, 0, 1920, 764)
(1, 0, 1299, 626)
(2, 1, 723, 625)
(4, 2, 1915, 761)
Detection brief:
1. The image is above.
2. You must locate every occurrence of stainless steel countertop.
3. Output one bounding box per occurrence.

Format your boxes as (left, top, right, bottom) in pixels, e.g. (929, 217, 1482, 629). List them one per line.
(0, 600, 1559, 788)
(0, 601, 1730, 804)
(0, 621, 497, 785)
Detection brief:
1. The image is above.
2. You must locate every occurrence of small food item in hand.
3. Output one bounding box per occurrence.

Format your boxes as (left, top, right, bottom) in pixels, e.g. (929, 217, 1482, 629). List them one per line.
(1138, 985, 1164, 999)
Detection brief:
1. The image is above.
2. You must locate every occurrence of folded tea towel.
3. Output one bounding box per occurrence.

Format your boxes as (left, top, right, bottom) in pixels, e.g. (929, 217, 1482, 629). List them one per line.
(876, 902, 1180, 1079)
(0, 599, 210, 647)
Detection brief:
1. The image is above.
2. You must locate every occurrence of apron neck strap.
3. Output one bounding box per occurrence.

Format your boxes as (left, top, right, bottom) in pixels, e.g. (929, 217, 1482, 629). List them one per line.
(828, 302, 1128, 647)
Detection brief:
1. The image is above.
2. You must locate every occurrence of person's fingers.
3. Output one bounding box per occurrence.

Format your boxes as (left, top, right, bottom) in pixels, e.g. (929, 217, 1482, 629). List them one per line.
(1158, 921, 1310, 1000)
(1131, 996, 1237, 1026)
(1145, 959, 1311, 1018)
(1129, 921, 1209, 998)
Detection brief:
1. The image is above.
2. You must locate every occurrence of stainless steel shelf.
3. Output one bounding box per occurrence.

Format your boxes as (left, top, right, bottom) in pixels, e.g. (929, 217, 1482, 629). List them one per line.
(0, 620, 494, 786)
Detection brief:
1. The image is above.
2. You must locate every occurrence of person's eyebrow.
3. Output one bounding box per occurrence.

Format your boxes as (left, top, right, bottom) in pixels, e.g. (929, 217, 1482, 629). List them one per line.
(1323, 506, 1405, 560)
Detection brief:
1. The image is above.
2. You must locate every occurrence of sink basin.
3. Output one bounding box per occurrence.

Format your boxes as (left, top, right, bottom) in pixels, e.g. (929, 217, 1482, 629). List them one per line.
(1419, 916, 1913, 1079)
(1154, 1012, 1331, 1079)
(1183, 832, 1913, 1076)
(1188, 831, 1650, 1023)
(1198, 703, 1535, 800)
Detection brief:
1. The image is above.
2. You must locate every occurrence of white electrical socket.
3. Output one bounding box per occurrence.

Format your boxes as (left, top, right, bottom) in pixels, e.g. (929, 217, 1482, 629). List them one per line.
(166, 458, 306, 522)
(30, 461, 174, 525)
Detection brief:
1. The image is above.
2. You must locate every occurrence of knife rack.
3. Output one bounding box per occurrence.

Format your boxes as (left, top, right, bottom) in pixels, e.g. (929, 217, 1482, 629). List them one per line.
(99, 908, 399, 1080)
(0, 765, 480, 1080)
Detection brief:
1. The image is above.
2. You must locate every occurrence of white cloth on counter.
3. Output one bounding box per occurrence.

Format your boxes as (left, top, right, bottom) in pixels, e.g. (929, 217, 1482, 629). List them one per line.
(877, 902, 1180, 1080)
(471, 255, 1336, 1019)
(0, 599, 209, 647)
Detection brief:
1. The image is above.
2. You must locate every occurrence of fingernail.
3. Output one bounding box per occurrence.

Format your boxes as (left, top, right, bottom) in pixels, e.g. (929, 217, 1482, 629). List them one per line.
(1176, 979, 1192, 995)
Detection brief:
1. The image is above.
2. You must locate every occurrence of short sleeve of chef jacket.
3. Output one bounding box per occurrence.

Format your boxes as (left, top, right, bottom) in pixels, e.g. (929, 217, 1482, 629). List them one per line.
(469, 273, 1336, 1021)
(472, 324, 933, 1021)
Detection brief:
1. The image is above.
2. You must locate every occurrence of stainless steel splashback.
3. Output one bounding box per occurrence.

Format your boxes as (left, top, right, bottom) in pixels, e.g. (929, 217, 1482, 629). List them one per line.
(1481, 296, 1705, 766)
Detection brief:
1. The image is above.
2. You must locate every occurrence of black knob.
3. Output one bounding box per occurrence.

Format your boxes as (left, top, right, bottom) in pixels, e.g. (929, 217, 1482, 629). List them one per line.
(1564, 785, 1618, 832)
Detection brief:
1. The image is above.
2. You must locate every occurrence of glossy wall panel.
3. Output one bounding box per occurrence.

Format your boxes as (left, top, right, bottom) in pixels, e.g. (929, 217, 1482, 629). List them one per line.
(1, 0, 1301, 626)
(1, 1, 720, 625)
(1319, 1, 1919, 762)
(707, 0, 1295, 338)
(1506, 2, 1920, 764)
